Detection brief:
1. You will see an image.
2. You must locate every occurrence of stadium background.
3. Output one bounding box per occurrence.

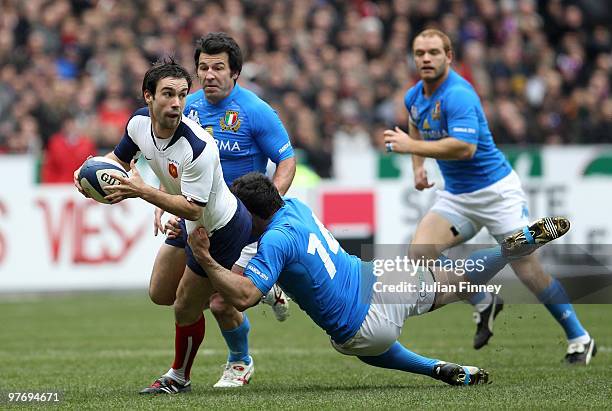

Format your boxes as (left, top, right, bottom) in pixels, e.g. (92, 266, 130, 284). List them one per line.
(0, 0, 610, 408)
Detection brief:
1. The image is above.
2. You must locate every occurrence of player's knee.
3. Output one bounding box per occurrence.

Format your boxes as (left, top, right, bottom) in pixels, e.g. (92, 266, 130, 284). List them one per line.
(148, 284, 174, 306)
(209, 294, 234, 318)
(409, 243, 439, 261)
(173, 296, 202, 324)
(148, 272, 176, 305)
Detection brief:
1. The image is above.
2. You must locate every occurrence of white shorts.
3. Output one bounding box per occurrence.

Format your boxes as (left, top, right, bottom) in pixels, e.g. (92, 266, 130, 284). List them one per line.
(234, 242, 257, 268)
(431, 170, 529, 240)
(331, 267, 435, 356)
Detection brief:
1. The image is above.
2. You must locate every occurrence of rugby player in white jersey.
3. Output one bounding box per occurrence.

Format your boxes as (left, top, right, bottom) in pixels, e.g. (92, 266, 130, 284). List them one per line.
(73, 59, 254, 394)
(148, 33, 295, 388)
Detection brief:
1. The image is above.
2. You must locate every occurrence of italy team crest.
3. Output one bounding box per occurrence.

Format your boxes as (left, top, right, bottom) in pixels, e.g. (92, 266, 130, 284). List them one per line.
(220, 110, 241, 132)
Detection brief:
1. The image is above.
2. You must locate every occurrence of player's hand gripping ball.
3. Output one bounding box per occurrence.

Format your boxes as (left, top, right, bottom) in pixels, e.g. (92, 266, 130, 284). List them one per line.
(78, 156, 129, 204)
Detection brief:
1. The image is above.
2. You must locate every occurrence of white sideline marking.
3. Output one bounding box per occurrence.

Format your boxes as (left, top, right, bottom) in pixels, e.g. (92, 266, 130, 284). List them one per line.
(4, 346, 609, 361)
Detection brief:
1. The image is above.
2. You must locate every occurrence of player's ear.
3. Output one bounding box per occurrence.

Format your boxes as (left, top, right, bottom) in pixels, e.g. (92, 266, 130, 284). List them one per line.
(143, 89, 153, 104)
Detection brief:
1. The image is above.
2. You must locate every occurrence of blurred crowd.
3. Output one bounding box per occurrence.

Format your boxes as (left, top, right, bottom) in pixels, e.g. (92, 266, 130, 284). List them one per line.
(0, 0, 610, 181)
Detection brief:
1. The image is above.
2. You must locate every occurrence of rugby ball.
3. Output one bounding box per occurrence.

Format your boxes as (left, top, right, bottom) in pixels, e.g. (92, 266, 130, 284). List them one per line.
(78, 156, 129, 204)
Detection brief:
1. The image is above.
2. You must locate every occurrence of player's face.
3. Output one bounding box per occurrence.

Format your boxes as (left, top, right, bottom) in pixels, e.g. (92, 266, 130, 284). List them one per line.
(413, 35, 451, 83)
(197, 52, 237, 104)
(145, 77, 189, 134)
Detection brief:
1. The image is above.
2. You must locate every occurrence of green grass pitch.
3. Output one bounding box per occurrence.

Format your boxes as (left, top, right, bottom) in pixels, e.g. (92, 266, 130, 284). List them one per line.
(1, 292, 610, 409)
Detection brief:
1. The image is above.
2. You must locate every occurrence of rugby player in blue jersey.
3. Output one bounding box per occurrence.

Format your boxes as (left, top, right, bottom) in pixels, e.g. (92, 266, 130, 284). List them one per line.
(148, 33, 296, 388)
(383, 29, 595, 364)
(186, 172, 570, 386)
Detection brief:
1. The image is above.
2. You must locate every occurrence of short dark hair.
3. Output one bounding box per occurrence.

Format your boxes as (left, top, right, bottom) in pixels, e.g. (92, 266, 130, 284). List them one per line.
(142, 57, 192, 98)
(194, 32, 243, 79)
(231, 172, 284, 220)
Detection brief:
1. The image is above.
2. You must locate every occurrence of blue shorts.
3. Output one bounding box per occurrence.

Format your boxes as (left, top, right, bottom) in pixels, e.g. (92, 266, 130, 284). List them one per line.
(165, 200, 253, 276)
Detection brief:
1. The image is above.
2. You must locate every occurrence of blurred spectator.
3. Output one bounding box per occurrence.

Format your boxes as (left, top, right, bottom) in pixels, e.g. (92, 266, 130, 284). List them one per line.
(40, 114, 96, 183)
(0, 0, 609, 179)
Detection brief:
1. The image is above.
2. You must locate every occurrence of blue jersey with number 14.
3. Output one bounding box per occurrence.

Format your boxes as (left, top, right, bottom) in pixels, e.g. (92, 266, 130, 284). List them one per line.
(184, 84, 294, 186)
(244, 198, 374, 344)
(404, 70, 512, 194)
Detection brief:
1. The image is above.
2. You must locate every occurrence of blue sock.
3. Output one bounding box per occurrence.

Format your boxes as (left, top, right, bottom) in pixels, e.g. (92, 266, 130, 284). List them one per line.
(221, 313, 251, 364)
(537, 279, 587, 340)
(468, 292, 488, 305)
(463, 247, 508, 285)
(358, 342, 439, 376)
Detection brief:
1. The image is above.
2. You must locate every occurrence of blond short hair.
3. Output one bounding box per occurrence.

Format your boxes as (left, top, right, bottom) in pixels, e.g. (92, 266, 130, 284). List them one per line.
(413, 29, 453, 55)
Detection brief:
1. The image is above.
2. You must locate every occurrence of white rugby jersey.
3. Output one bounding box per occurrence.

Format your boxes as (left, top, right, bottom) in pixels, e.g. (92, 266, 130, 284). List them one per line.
(114, 107, 237, 233)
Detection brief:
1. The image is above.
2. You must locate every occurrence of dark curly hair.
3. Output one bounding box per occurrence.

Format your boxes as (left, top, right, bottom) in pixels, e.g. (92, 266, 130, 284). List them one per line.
(194, 32, 243, 81)
(231, 172, 284, 220)
(142, 57, 192, 97)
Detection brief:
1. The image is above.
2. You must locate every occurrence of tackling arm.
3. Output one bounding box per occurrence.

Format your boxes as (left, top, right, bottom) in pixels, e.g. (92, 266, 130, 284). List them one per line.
(188, 227, 263, 311)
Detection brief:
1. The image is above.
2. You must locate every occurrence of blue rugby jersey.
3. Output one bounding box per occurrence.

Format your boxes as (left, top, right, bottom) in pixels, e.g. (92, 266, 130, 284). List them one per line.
(244, 198, 375, 344)
(404, 70, 512, 194)
(184, 84, 294, 186)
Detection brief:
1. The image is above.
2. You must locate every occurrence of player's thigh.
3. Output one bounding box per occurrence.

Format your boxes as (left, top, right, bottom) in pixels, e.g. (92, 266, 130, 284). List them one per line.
(478, 171, 529, 236)
(149, 244, 187, 305)
(411, 211, 472, 259)
(331, 304, 402, 357)
(174, 266, 216, 323)
(332, 275, 435, 357)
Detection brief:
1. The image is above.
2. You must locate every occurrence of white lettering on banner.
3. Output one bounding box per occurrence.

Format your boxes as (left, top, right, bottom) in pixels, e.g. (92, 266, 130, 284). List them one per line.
(35, 197, 148, 264)
(1, 148, 612, 291)
(0, 185, 163, 291)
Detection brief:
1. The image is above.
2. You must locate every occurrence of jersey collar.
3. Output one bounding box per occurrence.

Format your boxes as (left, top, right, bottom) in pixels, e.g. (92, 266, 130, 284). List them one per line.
(422, 69, 455, 100)
(150, 119, 185, 152)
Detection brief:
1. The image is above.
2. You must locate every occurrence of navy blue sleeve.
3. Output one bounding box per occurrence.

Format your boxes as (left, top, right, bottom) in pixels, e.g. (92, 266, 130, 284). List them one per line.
(244, 228, 293, 295)
(250, 102, 294, 163)
(444, 88, 480, 144)
(113, 132, 139, 163)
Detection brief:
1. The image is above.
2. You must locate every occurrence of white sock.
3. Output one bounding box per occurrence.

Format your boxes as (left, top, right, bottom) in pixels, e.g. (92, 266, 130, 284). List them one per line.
(568, 333, 591, 345)
(164, 368, 187, 385)
(474, 293, 493, 313)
